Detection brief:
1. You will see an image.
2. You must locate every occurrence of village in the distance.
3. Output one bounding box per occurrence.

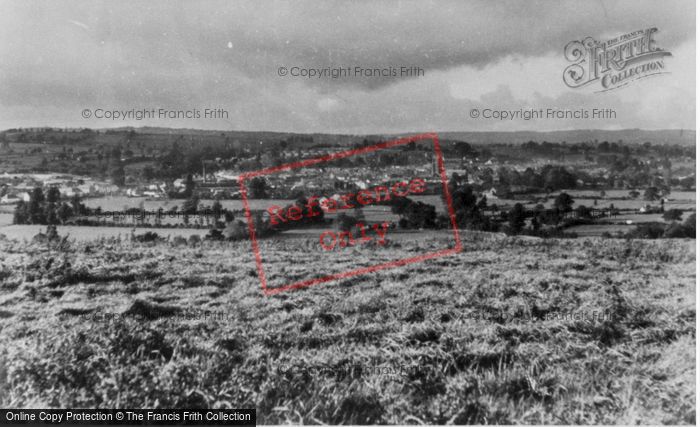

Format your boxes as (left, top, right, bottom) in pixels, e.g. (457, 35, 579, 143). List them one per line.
(0, 126, 695, 241)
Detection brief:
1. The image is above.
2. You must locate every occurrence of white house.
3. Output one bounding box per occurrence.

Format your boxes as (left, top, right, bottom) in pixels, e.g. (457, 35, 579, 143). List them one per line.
(0, 192, 30, 204)
(126, 188, 143, 197)
(354, 180, 369, 190)
(143, 191, 164, 198)
(483, 187, 499, 200)
(0, 195, 20, 205)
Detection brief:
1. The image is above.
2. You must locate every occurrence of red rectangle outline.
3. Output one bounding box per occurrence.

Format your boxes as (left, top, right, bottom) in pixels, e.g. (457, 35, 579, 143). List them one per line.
(238, 132, 462, 296)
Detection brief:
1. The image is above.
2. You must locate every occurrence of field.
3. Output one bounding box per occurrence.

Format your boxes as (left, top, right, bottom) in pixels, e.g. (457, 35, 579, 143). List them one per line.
(0, 225, 212, 242)
(0, 231, 695, 424)
(1, 189, 694, 241)
(74, 192, 698, 212)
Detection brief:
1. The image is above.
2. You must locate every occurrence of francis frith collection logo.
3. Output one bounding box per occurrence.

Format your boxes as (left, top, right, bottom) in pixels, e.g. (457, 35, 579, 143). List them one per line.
(563, 27, 671, 91)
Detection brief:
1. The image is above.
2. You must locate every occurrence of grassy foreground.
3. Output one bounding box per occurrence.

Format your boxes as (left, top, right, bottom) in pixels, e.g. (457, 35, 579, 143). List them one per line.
(0, 232, 695, 424)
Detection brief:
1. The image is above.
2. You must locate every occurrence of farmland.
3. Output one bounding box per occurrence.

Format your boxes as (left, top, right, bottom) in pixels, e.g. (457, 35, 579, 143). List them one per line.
(2, 187, 694, 241)
(0, 231, 694, 424)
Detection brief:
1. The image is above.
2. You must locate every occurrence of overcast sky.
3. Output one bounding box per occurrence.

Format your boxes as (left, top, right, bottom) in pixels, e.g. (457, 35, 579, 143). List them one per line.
(0, 0, 695, 133)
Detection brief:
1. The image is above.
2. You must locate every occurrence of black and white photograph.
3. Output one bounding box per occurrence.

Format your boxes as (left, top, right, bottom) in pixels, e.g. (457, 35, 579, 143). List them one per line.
(0, 0, 696, 425)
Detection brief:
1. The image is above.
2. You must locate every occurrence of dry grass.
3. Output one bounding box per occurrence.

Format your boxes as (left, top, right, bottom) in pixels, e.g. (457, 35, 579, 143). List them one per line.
(0, 232, 695, 424)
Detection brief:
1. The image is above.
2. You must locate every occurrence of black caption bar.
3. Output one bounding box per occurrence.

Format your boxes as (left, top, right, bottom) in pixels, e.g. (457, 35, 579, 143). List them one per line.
(0, 409, 255, 425)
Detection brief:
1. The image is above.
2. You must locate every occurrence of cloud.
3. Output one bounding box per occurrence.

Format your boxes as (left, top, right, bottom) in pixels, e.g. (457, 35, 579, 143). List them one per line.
(0, 0, 694, 132)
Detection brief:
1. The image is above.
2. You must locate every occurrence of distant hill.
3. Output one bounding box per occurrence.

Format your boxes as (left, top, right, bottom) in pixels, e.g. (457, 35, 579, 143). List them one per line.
(427, 129, 695, 146)
(130, 127, 696, 146)
(3, 126, 695, 147)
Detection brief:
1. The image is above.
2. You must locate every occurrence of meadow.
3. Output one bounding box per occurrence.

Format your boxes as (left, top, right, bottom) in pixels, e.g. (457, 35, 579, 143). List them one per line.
(2, 189, 693, 240)
(0, 230, 695, 424)
(75, 192, 698, 212)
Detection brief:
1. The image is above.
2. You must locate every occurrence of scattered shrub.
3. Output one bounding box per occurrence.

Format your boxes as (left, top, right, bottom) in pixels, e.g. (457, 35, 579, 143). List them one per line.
(205, 229, 224, 240)
(171, 236, 188, 246)
(627, 220, 695, 239)
(133, 231, 159, 242)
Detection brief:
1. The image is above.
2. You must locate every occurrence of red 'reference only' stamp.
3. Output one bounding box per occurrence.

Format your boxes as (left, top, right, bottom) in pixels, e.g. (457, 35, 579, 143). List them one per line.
(238, 133, 462, 296)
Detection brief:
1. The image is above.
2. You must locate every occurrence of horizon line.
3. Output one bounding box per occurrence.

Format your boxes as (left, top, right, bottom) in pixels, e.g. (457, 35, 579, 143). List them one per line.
(0, 126, 696, 136)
